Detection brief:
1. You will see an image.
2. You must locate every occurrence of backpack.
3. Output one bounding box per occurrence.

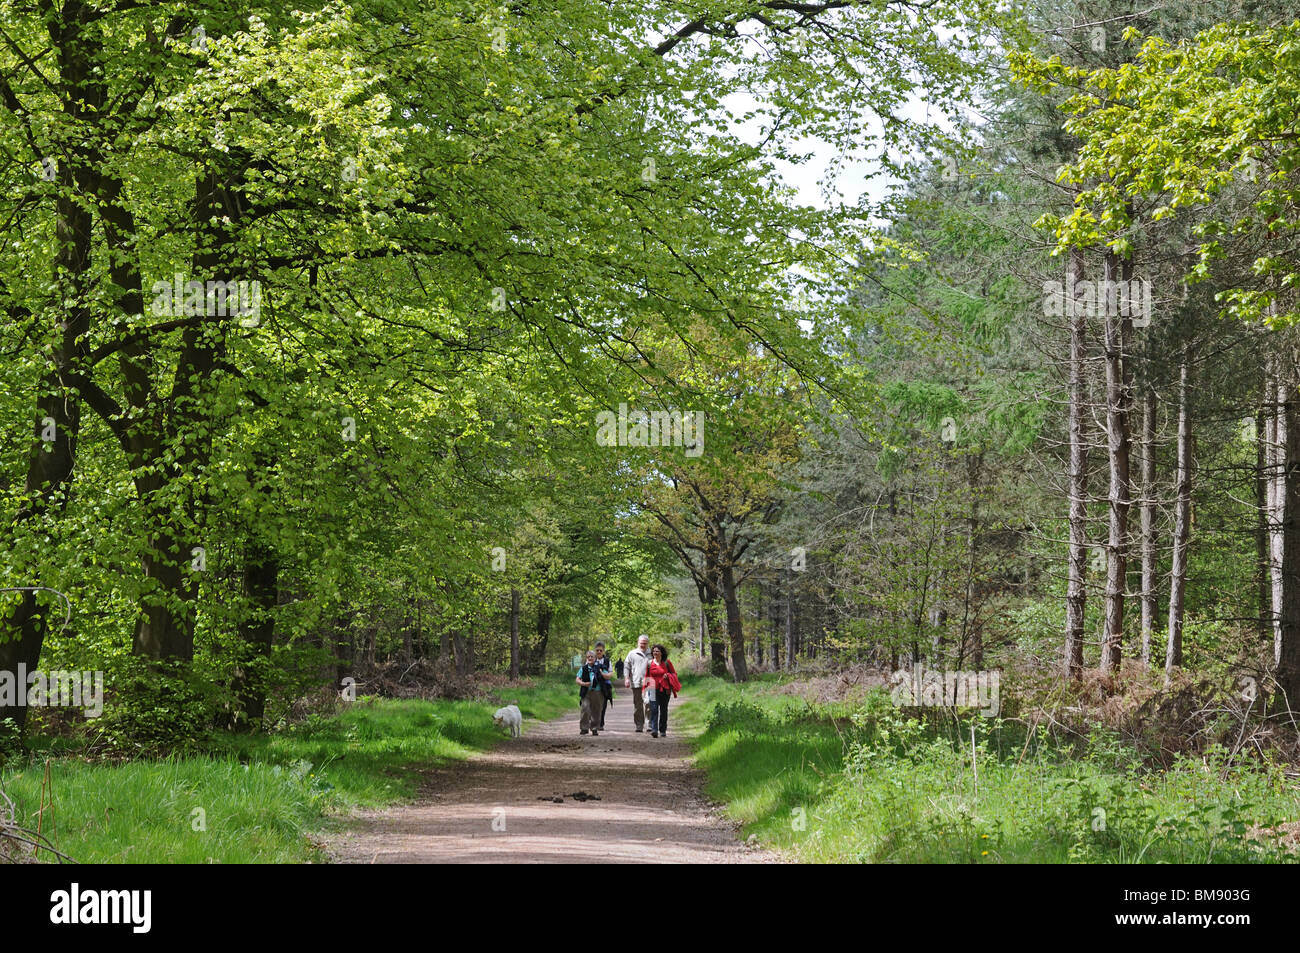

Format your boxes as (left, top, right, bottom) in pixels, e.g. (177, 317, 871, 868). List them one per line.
(579, 662, 605, 700)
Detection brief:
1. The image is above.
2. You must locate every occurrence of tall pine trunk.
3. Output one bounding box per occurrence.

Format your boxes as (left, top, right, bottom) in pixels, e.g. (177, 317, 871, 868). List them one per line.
(1166, 362, 1191, 680)
(1139, 386, 1158, 664)
(1100, 253, 1132, 675)
(1256, 404, 1271, 641)
(784, 589, 797, 670)
(769, 588, 781, 669)
(1275, 347, 1300, 707)
(1268, 356, 1288, 661)
(1065, 248, 1089, 678)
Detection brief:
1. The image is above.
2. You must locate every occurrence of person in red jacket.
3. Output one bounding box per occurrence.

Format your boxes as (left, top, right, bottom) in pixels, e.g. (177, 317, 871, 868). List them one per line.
(645, 644, 679, 738)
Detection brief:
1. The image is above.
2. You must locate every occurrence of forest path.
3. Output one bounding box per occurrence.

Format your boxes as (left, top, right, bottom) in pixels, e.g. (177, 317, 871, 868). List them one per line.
(326, 691, 777, 864)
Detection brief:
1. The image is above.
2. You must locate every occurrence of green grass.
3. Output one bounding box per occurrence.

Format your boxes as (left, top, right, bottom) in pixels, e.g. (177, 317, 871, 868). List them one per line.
(676, 675, 846, 857)
(679, 675, 1300, 864)
(1, 757, 322, 863)
(213, 678, 574, 807)
(0, 676, 576, 864)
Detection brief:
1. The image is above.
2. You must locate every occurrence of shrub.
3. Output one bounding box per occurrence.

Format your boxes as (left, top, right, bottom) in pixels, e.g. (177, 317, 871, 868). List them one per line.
(94, 657, 220, 757)
(705, 698, 774, 735)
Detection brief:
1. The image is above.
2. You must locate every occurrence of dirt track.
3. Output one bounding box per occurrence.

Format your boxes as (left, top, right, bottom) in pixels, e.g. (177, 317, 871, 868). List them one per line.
(327, 693, 776, 864)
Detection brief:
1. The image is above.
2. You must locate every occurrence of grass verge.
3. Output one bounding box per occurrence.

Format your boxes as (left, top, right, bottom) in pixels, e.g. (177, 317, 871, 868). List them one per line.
(0, 677, 575, 863)
(678, 674, 1300, 863)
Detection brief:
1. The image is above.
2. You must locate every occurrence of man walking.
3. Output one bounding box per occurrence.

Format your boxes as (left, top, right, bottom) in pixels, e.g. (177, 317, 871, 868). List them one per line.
(624, 635, 651, 733)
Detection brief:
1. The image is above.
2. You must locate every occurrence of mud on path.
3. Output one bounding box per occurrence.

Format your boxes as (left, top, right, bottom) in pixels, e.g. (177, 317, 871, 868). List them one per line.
(326, 693, 776, 864)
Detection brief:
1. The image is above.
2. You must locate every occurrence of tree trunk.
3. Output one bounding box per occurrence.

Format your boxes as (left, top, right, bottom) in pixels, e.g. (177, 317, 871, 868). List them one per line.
(0, 10, 96, 736)
(230, 538, 278, 729)
(764, 582, 774, 665)
(1140, 386, 1158, 664)
(784, 589, 797, 670)
(698, 568, 727, 677)
(1275, 349, 1300, 708)
(1269, 358, 1288, 662)
(414, 599, 424, 660)
(133, 159, 249, 660)
(1065, 247, 1089, 679)
(1100, 252, 1132, 675)
(706, 598, 727, 676)
(1256, 404, 1272, 642)
(957, 451, 983, 670)
(526, 602, 552, 676)
(1166, 362, 1192, 679)
(452, 629, 469, 676)
(720, 562, 749, 682)
(334, 612, 355, 690)
(131, 525, 201, 658)
(509, 587, 521, 679)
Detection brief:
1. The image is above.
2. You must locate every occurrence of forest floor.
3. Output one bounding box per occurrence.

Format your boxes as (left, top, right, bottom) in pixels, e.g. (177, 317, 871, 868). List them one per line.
(324, 691, 777, 863)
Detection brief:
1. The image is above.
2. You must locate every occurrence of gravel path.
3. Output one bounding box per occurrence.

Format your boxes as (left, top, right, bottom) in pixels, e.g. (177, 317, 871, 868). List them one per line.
(326, 692, 776, 864)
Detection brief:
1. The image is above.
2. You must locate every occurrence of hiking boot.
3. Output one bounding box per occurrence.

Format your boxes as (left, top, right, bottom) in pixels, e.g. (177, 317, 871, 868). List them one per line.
(580, 729, 589, 735)
(651, 731, 658, 738)
(591, 730, 599, 736)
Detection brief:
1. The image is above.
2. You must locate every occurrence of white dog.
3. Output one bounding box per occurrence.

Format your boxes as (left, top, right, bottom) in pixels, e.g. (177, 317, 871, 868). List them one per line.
(493, 704, 523, 738)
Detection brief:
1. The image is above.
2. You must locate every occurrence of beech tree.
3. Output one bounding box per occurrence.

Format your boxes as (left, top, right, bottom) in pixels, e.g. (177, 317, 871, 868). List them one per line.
(0, 0, 1001, 735)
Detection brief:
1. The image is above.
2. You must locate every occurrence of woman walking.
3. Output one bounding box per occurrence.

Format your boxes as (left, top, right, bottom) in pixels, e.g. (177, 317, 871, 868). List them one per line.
(645, 644, 680, 738)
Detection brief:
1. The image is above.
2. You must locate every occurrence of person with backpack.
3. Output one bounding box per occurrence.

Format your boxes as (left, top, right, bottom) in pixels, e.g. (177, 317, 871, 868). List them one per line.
(644, 644, 680, 738)
(576, 649, 609, 736)
(594, 641, 613, 730)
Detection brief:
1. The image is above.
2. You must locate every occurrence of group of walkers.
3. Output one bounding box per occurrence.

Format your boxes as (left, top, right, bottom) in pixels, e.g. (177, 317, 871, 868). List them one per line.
(575, 635, 680, 738)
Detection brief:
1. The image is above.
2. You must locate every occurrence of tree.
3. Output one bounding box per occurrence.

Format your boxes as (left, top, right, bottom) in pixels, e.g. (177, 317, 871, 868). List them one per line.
(1014, 17, 1300, 700)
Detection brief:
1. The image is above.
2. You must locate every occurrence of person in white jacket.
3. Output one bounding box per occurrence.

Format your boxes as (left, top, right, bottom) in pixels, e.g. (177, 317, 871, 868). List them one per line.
(623, 635, 651, 732)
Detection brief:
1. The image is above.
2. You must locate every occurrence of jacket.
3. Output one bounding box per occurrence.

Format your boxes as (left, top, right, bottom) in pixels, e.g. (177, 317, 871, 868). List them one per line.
(578, 662, 610, 699)
(625, 648, 650, 688)
(646, 660, 679, 697)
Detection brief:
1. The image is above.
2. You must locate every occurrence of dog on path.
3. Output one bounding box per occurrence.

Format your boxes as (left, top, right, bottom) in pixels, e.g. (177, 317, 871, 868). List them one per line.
(493, 703, 523, 738)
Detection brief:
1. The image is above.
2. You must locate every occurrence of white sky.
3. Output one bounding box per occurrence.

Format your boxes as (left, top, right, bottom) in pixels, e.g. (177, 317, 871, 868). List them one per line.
(721, 90, 941, 220)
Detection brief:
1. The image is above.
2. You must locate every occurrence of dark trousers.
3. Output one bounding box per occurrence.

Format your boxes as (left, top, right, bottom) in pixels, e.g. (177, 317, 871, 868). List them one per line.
(580, 690, 603, 732)
(600, 693, 609, 728)
(648, 692, 670, 734)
